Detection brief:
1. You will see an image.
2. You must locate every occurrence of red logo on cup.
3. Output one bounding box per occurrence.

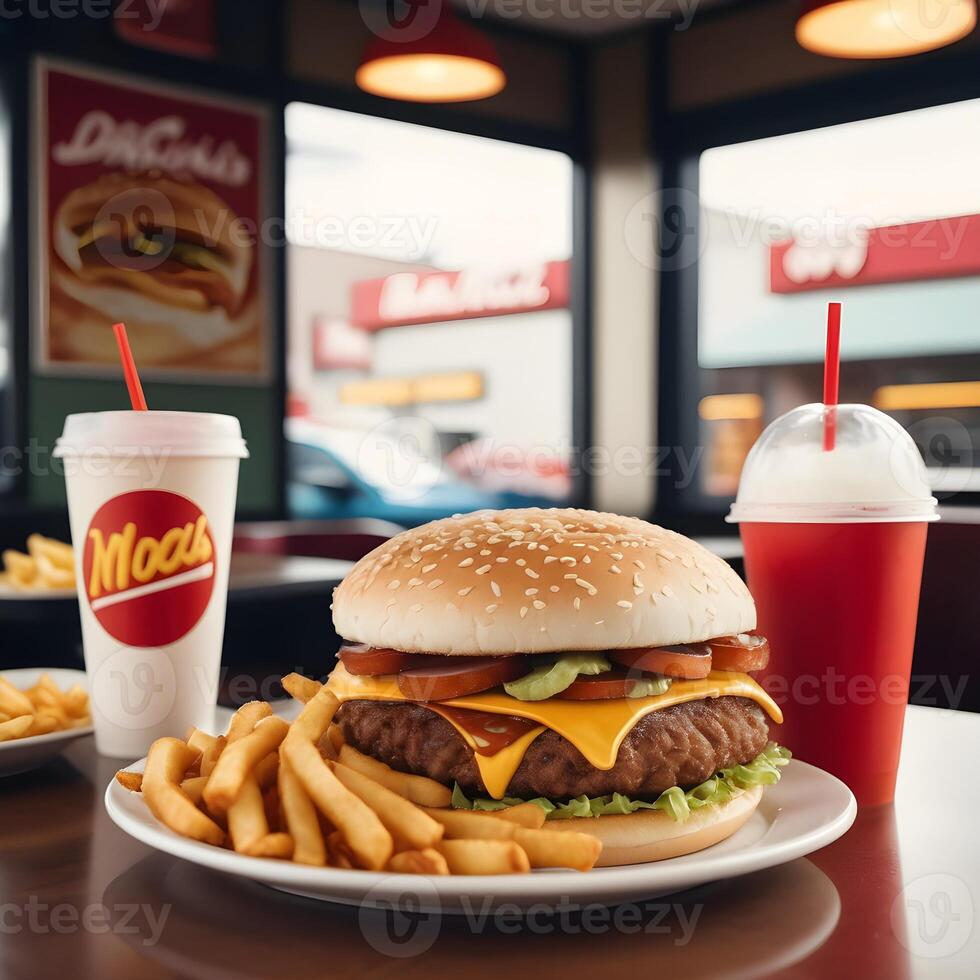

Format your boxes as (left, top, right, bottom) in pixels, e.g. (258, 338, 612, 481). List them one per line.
(83, 490, 216, 647)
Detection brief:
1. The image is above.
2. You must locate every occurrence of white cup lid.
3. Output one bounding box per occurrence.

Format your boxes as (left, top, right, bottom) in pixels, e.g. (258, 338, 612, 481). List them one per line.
(53, 411, 249, 459)
(727, 403, 938, 524)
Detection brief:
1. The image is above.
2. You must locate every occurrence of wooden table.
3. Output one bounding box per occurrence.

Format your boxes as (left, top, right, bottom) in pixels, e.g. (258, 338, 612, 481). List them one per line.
(0, 705, 975, 978)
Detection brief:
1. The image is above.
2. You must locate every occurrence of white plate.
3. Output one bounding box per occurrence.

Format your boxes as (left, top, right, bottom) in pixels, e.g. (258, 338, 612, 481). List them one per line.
(0, 668, 92, 776)
(105, 756, 856, 913)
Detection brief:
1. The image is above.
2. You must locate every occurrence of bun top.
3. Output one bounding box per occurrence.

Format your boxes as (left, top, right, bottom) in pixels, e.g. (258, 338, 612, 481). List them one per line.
(332, 508, 755, 655)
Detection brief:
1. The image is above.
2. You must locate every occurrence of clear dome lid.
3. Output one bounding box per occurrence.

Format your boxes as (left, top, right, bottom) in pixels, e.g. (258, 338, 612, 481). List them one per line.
(727, 403, 938, 524)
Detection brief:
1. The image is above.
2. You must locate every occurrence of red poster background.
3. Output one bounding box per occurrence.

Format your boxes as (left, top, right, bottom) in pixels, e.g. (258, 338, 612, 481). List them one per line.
(36, 60, 269, 378)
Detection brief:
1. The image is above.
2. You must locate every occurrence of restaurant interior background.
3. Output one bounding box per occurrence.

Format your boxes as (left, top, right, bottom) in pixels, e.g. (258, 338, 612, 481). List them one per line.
(1, 0, 978, 708)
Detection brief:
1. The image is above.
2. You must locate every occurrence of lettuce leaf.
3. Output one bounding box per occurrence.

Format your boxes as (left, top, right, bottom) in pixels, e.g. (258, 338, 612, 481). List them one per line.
(503, 653, 611, 701)
(452, 742, 791, 823)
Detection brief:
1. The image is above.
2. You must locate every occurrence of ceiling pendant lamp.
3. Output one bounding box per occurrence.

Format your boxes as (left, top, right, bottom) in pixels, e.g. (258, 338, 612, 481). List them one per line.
(797, 0, 977, 58)
(356, 1, 506, 103)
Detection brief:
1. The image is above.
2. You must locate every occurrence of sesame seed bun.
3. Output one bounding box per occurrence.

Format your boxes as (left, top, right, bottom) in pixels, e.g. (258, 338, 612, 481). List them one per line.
(332, 508, 755, 655)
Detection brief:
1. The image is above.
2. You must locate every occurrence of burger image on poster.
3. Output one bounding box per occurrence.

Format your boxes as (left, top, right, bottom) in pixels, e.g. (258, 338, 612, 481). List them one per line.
(48, 173, 257, 370)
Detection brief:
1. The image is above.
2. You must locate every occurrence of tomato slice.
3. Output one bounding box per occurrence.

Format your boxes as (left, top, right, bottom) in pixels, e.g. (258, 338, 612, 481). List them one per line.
(707, 634, 770, 672)
(555, 669, 665, 701)
(338, 643, 432, 676)
(397, 656, 529, 702)
(608, 644, 712, 680)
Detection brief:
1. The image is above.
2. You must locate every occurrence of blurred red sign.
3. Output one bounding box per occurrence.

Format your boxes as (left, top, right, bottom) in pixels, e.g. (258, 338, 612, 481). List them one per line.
(351, 260, 570, 330)
(769, 213, 980, 293)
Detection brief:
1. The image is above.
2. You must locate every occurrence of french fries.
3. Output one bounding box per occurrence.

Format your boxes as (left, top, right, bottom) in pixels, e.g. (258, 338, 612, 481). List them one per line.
(488, 801, 548, 829)
(115, 770, 144, 793)
(116, 672, 605, 877)
(333, 762, 444, 852)
(278, 758, 326, 866)
(282, 735, 393, 871)
(438, 839, 531, 875)
(339, 743, 451, 808)
(0, 536, 75, 591)
(226, 701, 273, 743)
(0, 673, 91, 743)
(387, 849, 450, 875)
(513, 827, 603, 872)
(142, 738, 224, 846)
(203, 716, 289, 813)
(280, 672, 322, 704)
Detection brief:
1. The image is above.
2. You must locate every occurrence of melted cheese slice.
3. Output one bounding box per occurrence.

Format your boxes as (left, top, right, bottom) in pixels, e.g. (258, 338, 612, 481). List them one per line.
(326, 664, 782, 799)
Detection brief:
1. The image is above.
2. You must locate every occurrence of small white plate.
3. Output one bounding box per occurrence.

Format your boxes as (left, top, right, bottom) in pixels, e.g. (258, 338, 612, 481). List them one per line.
(105, 756, 856, 913)
(0, 668, 92, 776)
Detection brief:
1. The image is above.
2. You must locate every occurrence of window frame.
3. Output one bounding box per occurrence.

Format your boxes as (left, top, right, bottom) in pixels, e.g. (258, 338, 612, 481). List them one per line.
(654, 44, 980, 530)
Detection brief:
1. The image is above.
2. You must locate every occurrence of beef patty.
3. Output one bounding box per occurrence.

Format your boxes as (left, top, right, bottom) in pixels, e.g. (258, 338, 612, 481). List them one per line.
(336, 696, 770, 800)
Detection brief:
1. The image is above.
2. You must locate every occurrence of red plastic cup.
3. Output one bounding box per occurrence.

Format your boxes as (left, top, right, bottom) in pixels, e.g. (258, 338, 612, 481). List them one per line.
(729, 404, 938, 806)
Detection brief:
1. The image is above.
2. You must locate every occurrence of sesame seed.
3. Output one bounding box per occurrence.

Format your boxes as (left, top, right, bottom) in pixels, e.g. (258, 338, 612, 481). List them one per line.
(544, 556, 558, 564)
(495, 556, 508, 564)
(491, 581, 502, 597)
(634, 560, 646, 570)
(516, 558, 527, 567)
(410, 603, 423, 613)
(572, 542, 585, 548)
(633, 574, 644, 589)
(564, 573, 578, 580)
(525, 588, 538, 596)
(520, 607, 529, 619)
(610, 565, 621, 574)
(427, 579, 443, 590)
(575, 578, 597, 594)
(422, 563, 437, 573)
(573, 597, 581, 610)
(662, 584, 675, 598)
(617, 600, 633, 609)
(549, 585, 559, 593)
(457, 586, 473, 597)
(525, 568, 539, 579)
(611, 552, 624, 560)
(594, 620, 605, 625)
(560, 556, 576, 565)
(486, 604, 498, 613)
(459, 557, 474, 567)
(533, 600, 546, 610)
(582, 555, 591, 564)
(408, 577, 423, 587)
(480, 549, 491, 556)
(475, 564, 492, 575)
(387, 580, 401, 590)
(464, 541, 477, 549)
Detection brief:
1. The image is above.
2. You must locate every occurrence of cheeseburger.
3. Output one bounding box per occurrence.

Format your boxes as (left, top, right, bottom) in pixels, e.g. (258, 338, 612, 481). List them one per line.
(327, 509, 788, 867)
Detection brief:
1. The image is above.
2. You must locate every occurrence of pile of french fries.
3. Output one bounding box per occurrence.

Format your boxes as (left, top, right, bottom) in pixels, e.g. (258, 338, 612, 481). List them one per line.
(0, 673, 91, 741)
(0, 535, 75, 591)
(116, 672, 603, 875)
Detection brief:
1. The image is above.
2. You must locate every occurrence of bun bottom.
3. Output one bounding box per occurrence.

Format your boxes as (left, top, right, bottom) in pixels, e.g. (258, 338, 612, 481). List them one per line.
(548, 784, 763, 867)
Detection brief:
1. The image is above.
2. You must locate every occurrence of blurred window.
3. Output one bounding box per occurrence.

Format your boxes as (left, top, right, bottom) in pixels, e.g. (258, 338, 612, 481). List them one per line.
(284, 104, 575, 524)
(696, 98, 980, 504)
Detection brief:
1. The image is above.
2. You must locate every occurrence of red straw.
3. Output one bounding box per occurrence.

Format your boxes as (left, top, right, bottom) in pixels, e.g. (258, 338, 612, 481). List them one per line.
(112, 322, 148, 411)
(823, 302, 841, 451)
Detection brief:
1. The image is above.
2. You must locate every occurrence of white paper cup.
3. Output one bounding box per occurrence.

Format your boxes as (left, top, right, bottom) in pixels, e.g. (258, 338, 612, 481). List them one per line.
(54, 411, 248, 758)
